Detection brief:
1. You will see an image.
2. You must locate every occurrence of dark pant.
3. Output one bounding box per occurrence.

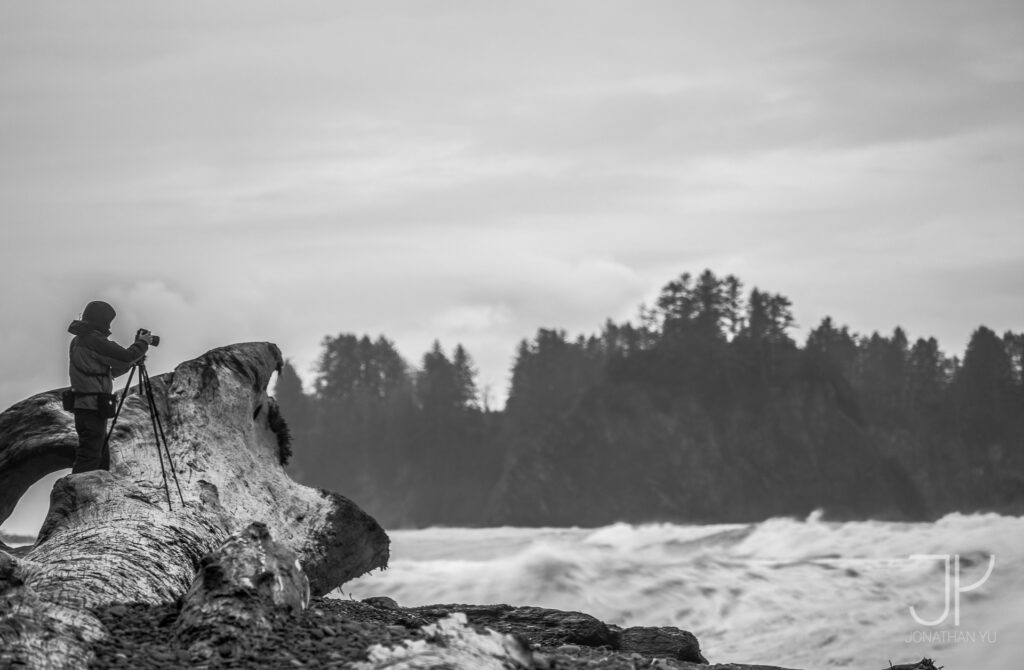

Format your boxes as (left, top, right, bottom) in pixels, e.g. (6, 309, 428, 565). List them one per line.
(73, 410, 109, 473)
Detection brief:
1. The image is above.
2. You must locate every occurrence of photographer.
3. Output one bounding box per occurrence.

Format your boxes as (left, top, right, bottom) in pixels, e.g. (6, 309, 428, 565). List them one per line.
(67, 300, 153, 473)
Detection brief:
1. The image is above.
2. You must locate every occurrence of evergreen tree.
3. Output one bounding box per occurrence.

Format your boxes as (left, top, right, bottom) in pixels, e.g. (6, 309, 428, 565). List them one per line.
(506, 329, 603, 428)
(906, 336, 947, 413)
(452, 344, 479, 409)
(654, 269, 744, 343)
(274, 359, 310, 427)
(412, 341, 494, 523)
(956, 326, 1015, 443)
(656, 272, 696, 326)
(722, 274, 746, 340)
(958, 326, 1014, 410)
(693, 269, 728, 340)
(309, 333, 415, 502)
(315, 334, 409, 402)
(1003, 331, 1024, 389)
(853, 330, 911, 421)
(314, 333, 362, 402)
(806, 317, 859, 377)
(735, 288, 796, 383)
(418, 341, 462, 413)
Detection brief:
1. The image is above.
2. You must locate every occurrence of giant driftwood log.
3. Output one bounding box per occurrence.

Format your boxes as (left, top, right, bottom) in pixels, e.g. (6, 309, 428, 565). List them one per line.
(0, 342, 389, 668)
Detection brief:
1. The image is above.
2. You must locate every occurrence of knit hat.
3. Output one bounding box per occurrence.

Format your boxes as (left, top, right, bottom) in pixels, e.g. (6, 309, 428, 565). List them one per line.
(81, 301, 116, 335)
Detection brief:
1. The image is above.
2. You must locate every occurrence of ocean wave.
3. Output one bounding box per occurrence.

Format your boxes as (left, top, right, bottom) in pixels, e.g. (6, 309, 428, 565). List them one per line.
(339, 513, 1024, 669)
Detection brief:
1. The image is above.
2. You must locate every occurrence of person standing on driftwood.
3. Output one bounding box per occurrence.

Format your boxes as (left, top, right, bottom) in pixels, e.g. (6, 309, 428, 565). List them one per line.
(67, 300, 153, 473)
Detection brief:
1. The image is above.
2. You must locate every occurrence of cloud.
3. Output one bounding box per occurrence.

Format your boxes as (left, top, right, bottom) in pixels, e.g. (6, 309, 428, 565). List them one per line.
(2, 0, 1023, 405)
(432, 304, 513, 335)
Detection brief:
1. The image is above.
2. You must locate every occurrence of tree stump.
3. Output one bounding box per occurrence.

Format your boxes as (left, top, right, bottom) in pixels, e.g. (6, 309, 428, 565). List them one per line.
(0, 342, 389, 668)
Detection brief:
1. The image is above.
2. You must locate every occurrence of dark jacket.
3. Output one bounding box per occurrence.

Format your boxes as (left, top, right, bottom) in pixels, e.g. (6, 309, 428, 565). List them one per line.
(68, 319, 149, 411)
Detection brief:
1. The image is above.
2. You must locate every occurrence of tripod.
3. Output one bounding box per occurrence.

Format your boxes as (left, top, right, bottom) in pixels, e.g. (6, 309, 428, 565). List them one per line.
(103, 362, 185, 509)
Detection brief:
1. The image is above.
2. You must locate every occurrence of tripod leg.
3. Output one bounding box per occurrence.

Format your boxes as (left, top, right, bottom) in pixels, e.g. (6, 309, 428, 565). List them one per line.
(141, 366, 186, 506)
(139, 365, 172, 509)
(102, 366, 137, 458)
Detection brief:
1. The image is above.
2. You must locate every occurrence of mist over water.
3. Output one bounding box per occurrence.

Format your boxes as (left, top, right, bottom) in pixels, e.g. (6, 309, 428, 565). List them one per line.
(340, 513, 1023, 669)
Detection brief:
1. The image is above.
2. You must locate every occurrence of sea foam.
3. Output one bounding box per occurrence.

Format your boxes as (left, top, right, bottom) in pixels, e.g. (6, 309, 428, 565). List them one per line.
(339, 513, 1024, 669)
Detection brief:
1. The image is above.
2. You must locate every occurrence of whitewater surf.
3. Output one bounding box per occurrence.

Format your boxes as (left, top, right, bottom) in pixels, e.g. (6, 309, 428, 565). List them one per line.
(339, 512, 1023, 669)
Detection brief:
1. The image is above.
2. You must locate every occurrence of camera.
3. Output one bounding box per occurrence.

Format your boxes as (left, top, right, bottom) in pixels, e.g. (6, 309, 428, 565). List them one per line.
(137, 328, 161, 347)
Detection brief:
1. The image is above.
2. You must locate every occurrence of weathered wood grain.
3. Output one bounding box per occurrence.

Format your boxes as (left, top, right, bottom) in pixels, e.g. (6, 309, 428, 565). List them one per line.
(0, 342, 389, 668)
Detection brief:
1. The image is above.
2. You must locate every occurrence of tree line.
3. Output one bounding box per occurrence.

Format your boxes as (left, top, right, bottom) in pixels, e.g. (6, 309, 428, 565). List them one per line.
(276, 269, 1024, 526)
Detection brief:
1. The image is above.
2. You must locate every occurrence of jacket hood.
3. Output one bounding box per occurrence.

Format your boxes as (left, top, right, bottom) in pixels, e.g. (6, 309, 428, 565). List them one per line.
(68, 320, 103, 337)
(80, 300, 115, 335)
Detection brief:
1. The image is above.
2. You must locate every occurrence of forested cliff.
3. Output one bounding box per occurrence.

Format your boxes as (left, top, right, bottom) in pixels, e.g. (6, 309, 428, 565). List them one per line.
(278, 270, 1024, 527)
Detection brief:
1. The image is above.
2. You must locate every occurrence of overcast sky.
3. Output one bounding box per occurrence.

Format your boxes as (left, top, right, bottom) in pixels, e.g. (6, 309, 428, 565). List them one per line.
(2, 2, 1023, 531)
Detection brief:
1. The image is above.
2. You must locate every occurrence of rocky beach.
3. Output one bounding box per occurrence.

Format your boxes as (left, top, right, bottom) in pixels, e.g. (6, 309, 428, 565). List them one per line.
(88, 596, 726, 669)
(86, 595, 952, 670)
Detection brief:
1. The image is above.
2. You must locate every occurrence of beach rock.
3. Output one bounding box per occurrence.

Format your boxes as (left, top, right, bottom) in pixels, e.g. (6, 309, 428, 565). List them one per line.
(364, 596, 401, 610)
(620, 626, 708, 663)
(411, 604, 617, 648)
(353, 612, 535, 670)
(883, 659, 942, 670)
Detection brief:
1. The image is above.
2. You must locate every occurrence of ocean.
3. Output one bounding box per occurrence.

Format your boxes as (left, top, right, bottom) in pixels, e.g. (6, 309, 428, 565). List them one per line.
(338, 512, 1024, 669)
